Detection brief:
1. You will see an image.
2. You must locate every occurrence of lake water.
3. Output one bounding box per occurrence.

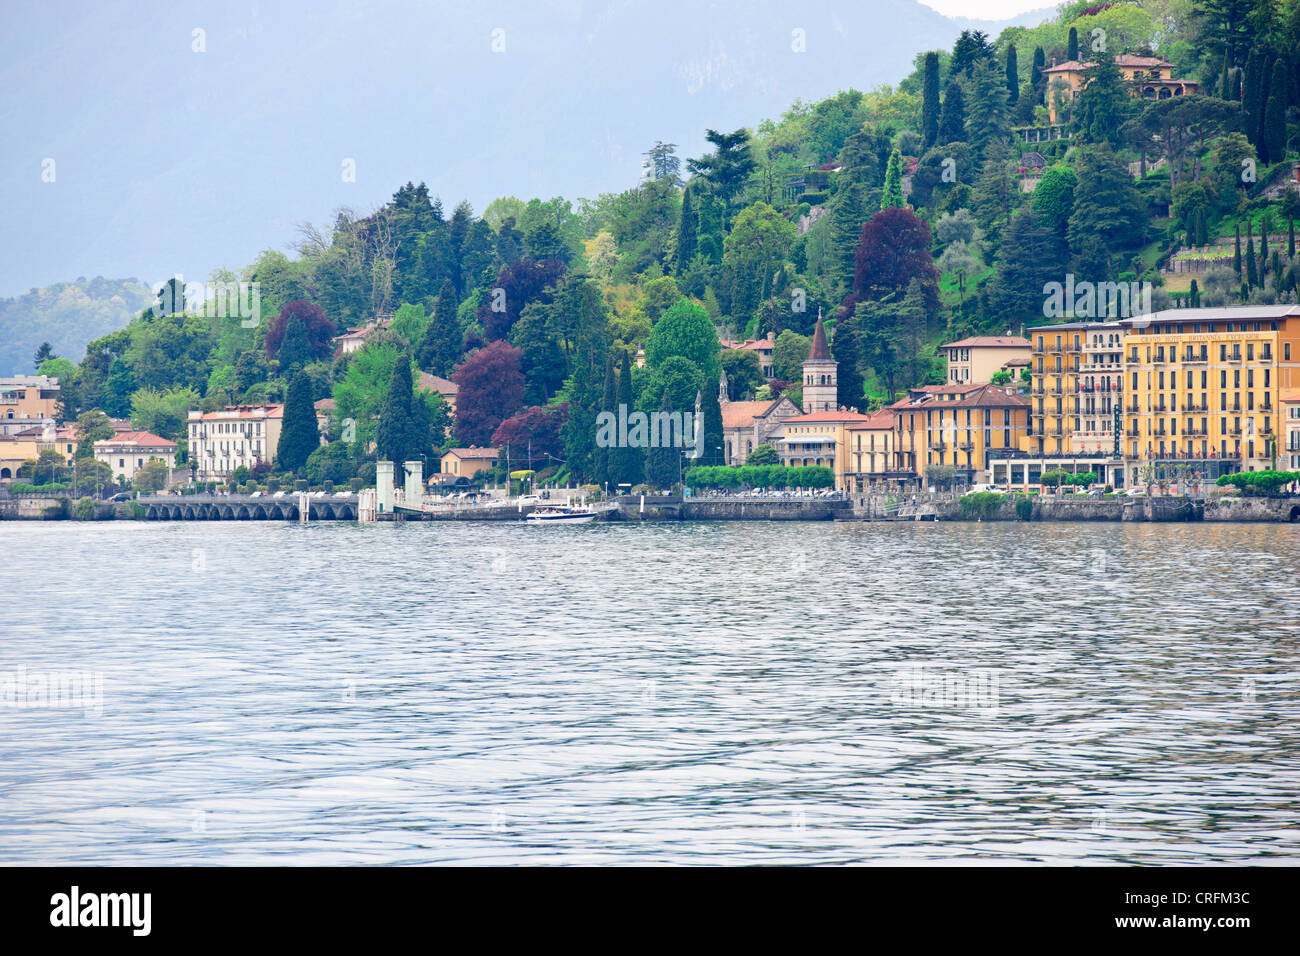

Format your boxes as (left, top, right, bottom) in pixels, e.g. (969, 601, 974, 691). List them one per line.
(2, 519, 1298, 865)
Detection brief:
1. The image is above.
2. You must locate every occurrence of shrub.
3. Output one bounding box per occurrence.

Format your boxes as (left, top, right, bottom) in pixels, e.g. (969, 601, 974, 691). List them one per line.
(1015, 496, 1034, 521)
(579, 484, 603, 501)
(1215, 470, 1300, 495)
(960, 491, 1003, 519)
(76, 496, 96, 521)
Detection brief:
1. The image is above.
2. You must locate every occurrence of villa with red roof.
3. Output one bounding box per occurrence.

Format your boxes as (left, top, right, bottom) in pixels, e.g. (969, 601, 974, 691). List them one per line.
(94, 431, 178, 482)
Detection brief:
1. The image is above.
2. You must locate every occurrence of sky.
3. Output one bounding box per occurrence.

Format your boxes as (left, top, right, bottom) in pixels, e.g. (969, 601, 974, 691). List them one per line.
(0, 0, 1056, 300)
(917, 0, 1055, 18)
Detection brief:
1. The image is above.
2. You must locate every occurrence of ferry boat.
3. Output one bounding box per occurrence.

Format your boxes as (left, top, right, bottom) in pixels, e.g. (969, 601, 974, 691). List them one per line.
(524, 506, 597, 524)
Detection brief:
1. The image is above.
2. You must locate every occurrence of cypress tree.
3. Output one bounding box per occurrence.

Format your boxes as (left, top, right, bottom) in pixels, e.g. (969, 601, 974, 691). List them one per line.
(1031, 46, 1046, 102)
(1067, 27, 1078, 62)
(277, 370, 319, 474)
(675, 186, 698, 274)
(922, 52, 941, 149)
(1261, 213, 1269, 266)
(277, 316, 313, 374)
(417, 279, 462, 376)
(1246, 222, 1258, 288)
(1189, 278, 1200, 308)
(1263, 59, 1288, 165)
(1220, 50, 1231, 100)
(610, 350, 643, 488)
(699, 375, 724, 467)
(1289, 218, 1295, 258)
(593, 352, 615, 488)
(646, 388, 678, 491)
(834, 314, 865, 412)
(1233, 225, 1242, 276)
(1242, 52, 1262, 146)
(376, 354, 415, 466)
(1006, 45, 1019, 105)
(881, 149, 905, 210)
(938, 80, 966, 143)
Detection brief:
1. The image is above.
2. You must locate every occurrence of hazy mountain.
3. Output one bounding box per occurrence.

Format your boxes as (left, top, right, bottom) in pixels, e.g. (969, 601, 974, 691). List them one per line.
(0, 278, 154, 377)
(1, 0, 1055, 303)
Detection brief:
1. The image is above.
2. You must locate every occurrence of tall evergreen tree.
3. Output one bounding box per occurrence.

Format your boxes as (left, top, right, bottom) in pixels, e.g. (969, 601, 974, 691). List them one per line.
(1262, 59, 1288, 164)
(922, 52, 941, 149)
(1031, 46, 1047, 102)
(937, 80, 966, 143)
(1245, 221, 1258, 288)
(699, 374, 724, 467)
(881, 149, 906, 210)
(1005, 45, 1019, 105)
(1234, 225, 1242, 276)
(1067, 26, 1078, 62)
(610, 350, 644, 487)
(646, 388, 679, 490)
(276, 370, 318, 474)
(1075, 49, 1130, 148)
(593, 353, 616, 488)
(675, 186, 698, 273)
(417, 279, 462, 376)
(276, 316, 313, 374)
(33, 342, 54, 370)
(965, 59, 1013, 155)
(833, 315, 865, 411)
(828, 181, 875, 298)
(376, 354, 415, 465)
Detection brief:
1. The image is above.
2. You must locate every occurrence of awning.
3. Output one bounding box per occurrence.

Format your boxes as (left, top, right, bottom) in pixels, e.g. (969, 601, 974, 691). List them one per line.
(779, 434, 836, 444)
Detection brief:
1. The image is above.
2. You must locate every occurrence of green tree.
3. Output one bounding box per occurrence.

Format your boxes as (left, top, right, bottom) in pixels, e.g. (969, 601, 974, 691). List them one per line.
(33, 341, 54, 369)
(1031, 165, 1079, 234)
(644, 298, 721, 378)
(130, 386, 199, 439)
(610, 350, 644, 487)
(74, 409, 114, 459)
(277, 371, 319, 474)
(1262, 59, 1287, 164)
(416, 279, 462, 377)
(674, 186, 698, 273)
(593, 352, 616, 487)
(747, 443, 780, 466)
(133, 459, 170, 493)
(1067, 144, 1148, 274)
(720, 349, 763, 400)
(938, 80, 966, 143)
(699, 374, 724, 466)
(686, 128, 756, 217)
(965, 58, 1012, 155)
(646, 388, 679, 490)
(276, 315, 313, 374)
(834, 313, 865, 411)
(881, 149, 906, 210)
(772, 329, 811, 382)
(921, 52, 941, 148)
(376, 355, 415, 465)
(1005, 44, 1019, 105)
(1075, 49, 1131, 148)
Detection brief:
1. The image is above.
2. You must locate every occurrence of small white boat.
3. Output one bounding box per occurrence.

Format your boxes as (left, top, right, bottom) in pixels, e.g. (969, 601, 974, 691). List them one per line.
(524, 507, 596, 524)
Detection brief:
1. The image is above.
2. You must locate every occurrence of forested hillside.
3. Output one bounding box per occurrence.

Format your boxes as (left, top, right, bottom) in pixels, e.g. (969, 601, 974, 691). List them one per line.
(33, 0, 1300, 490)
(0, 278, 153, 376)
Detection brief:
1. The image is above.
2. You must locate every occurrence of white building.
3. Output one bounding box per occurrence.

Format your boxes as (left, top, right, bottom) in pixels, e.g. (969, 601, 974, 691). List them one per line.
(94, 431, 177, 482)
(187, 405, 284, 479)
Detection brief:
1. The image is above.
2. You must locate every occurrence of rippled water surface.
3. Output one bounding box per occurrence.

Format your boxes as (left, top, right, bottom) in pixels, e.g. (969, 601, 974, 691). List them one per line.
(2, 519, 1298, 864)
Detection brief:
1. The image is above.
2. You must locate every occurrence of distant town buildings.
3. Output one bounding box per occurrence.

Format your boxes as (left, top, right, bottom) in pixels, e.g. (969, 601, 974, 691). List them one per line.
(1042, 53, 1200, 124)
(94, 431, 177, 482)
(186, 404, 284, 480)
(942, 335, 1031, 385)
(717, 371, 800, 465)
(888, 383, 1032, 486)
(0, 375, 60, 437)
(441, 447, 498, 479)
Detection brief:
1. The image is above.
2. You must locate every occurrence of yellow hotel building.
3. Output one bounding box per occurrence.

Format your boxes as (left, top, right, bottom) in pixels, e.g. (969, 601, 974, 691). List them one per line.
(888, 383, 1032, 485)
(1029, 306, 1300, 483)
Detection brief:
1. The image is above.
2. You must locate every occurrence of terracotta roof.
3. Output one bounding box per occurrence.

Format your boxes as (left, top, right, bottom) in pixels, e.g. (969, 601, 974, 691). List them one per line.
(891, 383, 1029, 410)
(782, 410, 876, 424)
(846, 410, 896, 430)
(942, 336, 1031, 349)
(444, 447, 499, 460)
(192, 404, 284, 421)
(1281, 389, 1300, 404)
(314, 398, 336, 412)
(808, 313, 832, 362)
(417, 372, 459, 395)
(1043, 54, 1175, 73)
(94, 431, 177, 449)
(721, 401, 775, 430)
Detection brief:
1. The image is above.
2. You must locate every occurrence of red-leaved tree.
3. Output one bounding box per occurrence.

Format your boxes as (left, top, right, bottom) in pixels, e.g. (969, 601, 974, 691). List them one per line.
(491, 402, 570, 460)
(264, 300, 337, 361)
(844, 208, 939, 314)
(452, 341, 525, 446)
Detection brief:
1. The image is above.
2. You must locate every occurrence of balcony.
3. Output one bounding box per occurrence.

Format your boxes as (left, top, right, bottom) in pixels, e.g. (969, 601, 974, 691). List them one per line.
(959, 441, 974, 451)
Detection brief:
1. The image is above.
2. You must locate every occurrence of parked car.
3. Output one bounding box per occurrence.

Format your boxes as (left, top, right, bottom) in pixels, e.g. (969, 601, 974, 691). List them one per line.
(518, 494, 541, 503)
(1122, 487, 1147, 497)
(273, 490, 287, 498)
(109, 492, 132, 502)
